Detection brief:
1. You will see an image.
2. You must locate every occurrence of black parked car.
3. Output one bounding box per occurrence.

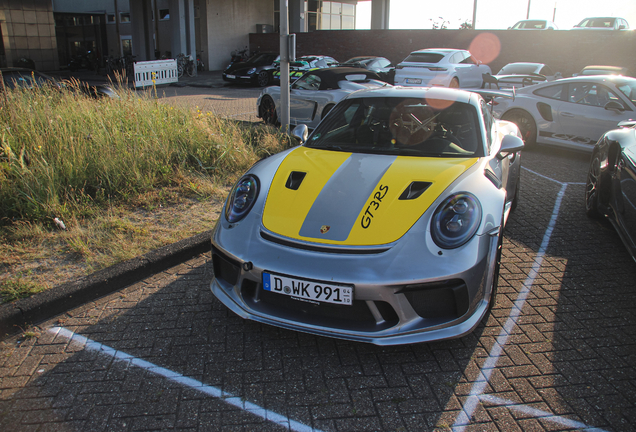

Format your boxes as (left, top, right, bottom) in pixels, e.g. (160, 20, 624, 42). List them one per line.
(340, 56, 395, 84)
(1, 68, 117, 99)
(586, 120, 636, 262)
(222, 52, 279, 87)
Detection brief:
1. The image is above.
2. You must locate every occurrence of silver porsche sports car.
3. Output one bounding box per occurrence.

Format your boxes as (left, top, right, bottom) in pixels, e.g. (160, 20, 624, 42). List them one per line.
(211, 86, 524, 345)
(257, 67, 389, 129)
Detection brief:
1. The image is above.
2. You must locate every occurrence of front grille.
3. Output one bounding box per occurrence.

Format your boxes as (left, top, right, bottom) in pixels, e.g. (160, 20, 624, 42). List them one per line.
(398, 279, 469, 322)
(240, 280, 398, 332)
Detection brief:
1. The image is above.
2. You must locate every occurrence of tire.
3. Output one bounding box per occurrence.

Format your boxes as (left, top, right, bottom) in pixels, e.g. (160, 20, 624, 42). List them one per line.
(257, 70, 271, 87)
(449, 77, 460, 88)
(510, 173, 520, 212)
(585, 154, 603, 219)
(259, 95, 278, 125)
(321, 104, 335, 120)
(501, 109, 537, 147)
(186, 62, 196, 77)
(485, 218, 504, 318)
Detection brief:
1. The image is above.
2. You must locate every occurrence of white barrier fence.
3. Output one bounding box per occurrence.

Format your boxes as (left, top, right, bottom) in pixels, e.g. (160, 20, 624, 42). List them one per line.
(133, 59, 178, 88)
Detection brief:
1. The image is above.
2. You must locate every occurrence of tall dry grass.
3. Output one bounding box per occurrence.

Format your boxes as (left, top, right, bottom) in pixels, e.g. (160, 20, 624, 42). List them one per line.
(0, 80, 290, 224)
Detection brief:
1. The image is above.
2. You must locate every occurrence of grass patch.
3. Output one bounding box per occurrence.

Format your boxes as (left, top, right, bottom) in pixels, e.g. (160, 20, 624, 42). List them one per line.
(0, 79, 292, 303)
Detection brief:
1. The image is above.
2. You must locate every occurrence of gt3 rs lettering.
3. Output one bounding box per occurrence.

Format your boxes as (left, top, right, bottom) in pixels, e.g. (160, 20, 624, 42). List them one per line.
(361, 185, 389, 229)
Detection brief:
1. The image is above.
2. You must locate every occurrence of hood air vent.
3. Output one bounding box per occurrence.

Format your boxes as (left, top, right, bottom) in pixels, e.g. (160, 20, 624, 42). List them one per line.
(399, 181, 432, 200)
(285, 171, 307, 190)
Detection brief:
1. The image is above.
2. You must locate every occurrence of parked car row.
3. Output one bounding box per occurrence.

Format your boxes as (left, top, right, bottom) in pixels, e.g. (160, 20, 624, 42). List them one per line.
(509, 16, 631, 31)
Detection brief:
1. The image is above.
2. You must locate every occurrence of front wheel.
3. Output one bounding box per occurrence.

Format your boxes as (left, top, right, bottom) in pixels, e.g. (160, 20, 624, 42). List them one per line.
(259, 95, 278, 125)
(484, 219, 504, 319)
(177, 64, 184, 78)
(501, 109, 537, 147)
(585, 154, 603, 219)
(257, 71, 271, 87)
(186, 62, 196, 77)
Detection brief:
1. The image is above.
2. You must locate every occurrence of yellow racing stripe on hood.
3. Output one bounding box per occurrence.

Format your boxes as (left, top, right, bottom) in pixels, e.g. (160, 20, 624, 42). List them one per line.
(347, 156, 477, 245)
(263, 147, 351, 236)
(263, 147, 477, 245)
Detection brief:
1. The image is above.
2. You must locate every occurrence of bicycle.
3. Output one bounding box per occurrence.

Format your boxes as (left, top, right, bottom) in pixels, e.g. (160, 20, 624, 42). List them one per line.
(176, 53, 196, 78)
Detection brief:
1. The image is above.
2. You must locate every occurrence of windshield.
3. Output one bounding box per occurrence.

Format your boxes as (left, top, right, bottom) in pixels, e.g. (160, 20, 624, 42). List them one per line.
(247, 53, 278, 65)
(1, 71, 53, 89)
(514, 20, 546, 29)
(498, 64, 539, 75)
(578, 18, 616, 28)
(615, 80, 636, 105)
(305, 97, 483, 158)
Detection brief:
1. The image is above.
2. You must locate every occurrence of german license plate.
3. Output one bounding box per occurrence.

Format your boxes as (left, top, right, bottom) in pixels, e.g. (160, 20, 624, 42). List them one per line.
(263, 272, 353, 305)
(226, 74, 235, 79)
(406, 78, 422, 84)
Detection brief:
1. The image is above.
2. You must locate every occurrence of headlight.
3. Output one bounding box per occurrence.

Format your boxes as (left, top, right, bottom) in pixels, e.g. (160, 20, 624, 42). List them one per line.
(431, 193, 482, 249)
(247, 68, 256, 75)
(225, 175, 260, 223)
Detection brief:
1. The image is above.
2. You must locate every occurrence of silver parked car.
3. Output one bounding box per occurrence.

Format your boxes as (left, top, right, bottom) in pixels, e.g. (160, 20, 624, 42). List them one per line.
(508, 19, 558, 30)
(494, 75, 636, 152)
(572, 17, 630, 30)
(210, 86, 524, 345)
(257, 67, 389, 129)
(394, 48, 492, 89)
(486, 62, 562, 90)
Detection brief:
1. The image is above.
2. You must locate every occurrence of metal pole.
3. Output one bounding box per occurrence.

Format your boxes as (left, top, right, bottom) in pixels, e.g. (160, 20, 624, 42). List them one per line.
(526, 0, 531, 19)
(553, 2, 557, 22)
(279, 0, 290, 132)
(472, 0, 477, 29)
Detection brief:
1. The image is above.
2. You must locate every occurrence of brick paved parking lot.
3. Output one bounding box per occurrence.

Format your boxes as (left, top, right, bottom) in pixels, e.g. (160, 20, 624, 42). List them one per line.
(1, 90, 635, 431)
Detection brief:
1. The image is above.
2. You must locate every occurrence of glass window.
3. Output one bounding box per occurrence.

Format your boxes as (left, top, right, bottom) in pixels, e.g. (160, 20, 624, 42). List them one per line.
(292, 73, 321, 91)
(107, 14, 115, 23)
(616, 80, 636, 105)
(404, 53, 444, 63)
(322, 2, 331, 13)
(159, 9, 170, 20)
(567, 83, 621, 107)
(120, 12, 130, 23)
(342, 15, 354, 29)
(342, 4, 355, 16)
(534, 84, 564, 100)
(306, 97, 483, 157)
(331, 14, 340, 30)
(480, 100, 493, 151)
(539, 66, 554, 76)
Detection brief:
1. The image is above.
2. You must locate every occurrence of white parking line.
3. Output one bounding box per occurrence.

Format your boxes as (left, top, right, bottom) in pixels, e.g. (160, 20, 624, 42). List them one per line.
(452, 168, 607, 432)
(48, 327, 322, 432)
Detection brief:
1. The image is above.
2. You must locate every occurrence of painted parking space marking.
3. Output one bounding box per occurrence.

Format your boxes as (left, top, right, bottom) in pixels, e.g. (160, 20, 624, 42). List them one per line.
(453, 167, 602, 432)
(48, 327, 322, 432)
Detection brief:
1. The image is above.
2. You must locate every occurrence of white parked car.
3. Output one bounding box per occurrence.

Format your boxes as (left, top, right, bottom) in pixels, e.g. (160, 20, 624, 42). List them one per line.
(493, 75, 636, 152)
(572, 17, 630, 30)
(509, 19, 558, 30)
(486, 62, 562, 90)
(393, 48, 491, 89)
(257, 67, 390, 129)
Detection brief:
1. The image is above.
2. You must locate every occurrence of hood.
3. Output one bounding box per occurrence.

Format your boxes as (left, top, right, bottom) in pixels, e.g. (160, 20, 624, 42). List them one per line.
(262, 147, 477, 246)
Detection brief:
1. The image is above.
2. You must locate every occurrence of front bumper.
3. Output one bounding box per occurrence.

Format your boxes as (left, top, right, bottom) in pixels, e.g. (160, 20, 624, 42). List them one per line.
(222, 73, 256, 84)
(210, 225, 500, 345)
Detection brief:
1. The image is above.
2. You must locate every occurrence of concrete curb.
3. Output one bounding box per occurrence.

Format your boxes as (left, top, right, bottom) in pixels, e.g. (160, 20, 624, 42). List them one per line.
(0, 231, 213, 339)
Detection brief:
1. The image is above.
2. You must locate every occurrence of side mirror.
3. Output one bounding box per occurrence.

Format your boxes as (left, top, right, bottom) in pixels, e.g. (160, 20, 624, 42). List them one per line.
(605, 101, 625, 112)
(291, 124, 308, 144)
(497, 134, 524, 159)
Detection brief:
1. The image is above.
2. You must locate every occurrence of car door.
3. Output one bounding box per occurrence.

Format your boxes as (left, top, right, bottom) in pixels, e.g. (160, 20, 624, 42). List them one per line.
(453, 52, 478, 87)
(289, 73, 323, 125)
(557, 82, 633, 148)
(616, 145, 636, 250)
